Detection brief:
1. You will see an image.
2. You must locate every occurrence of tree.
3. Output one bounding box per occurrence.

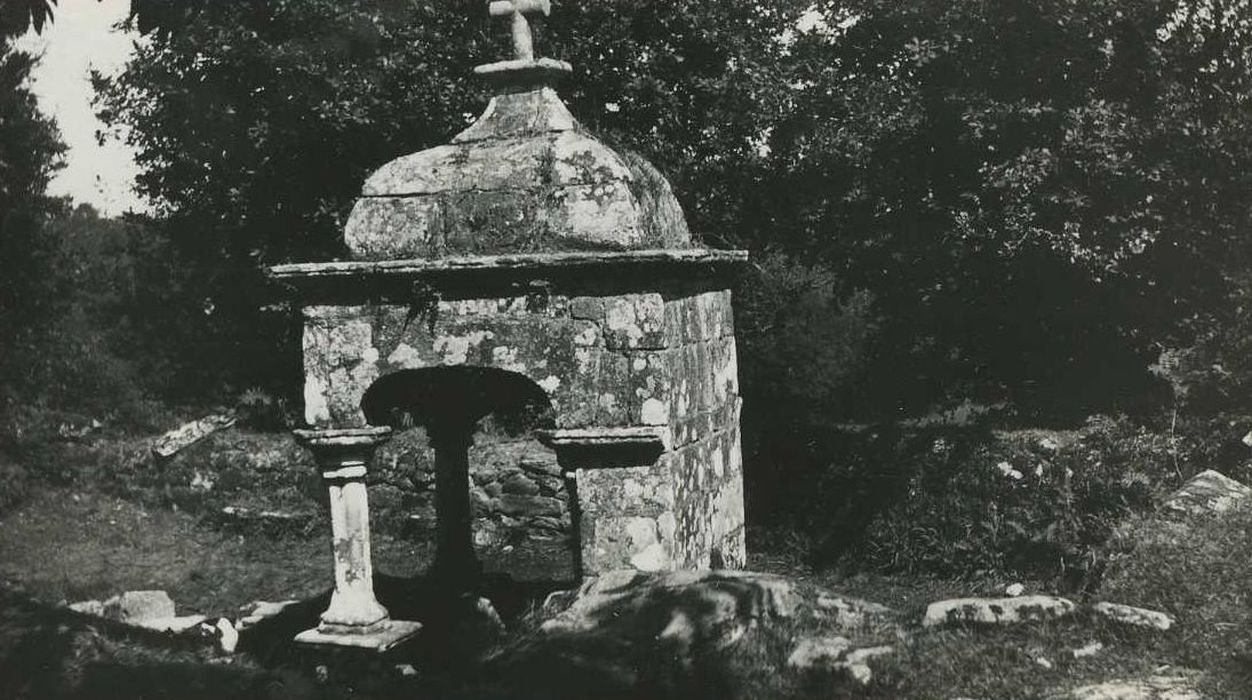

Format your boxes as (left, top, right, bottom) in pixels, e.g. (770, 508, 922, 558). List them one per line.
(0, 0, 59, 37)
(0, 39, 64, 333)
(746, 0, 1252, 419)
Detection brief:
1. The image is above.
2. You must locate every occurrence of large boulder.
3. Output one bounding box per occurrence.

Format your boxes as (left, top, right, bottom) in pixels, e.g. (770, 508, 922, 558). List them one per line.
(484, 570, 899, 699)
(1162, 470, 1250, 516)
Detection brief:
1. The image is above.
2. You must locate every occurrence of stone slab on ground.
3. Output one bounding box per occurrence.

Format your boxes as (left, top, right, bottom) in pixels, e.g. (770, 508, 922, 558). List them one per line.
(237, 599, 301, 630)
(923, 595, 1076, 627)
(103, 590, 176, 622)
(152, 413, 238, 459)
(1052, 673, 1204, 700)
(1163, 470, 1250, 516)
(1093, 602, 1175, 631)
(133, 614, 208, 633)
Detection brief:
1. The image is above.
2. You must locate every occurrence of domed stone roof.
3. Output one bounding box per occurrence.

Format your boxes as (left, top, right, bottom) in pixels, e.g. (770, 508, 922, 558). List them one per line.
(344, 4, 692, 261)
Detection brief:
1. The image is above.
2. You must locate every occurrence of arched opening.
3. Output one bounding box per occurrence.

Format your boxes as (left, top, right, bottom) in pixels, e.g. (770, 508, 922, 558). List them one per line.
(361, 367, 557, 591)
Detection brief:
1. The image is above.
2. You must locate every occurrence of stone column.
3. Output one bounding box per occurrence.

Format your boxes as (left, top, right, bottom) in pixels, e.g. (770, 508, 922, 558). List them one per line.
(293, 427, 422, 650)
(428, 419, 482, 591)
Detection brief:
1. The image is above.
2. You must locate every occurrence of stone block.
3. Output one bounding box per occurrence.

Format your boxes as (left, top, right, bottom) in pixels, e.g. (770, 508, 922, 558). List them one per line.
(683, 295, 706, 342)
(604, 294, 667, 350)
(628, 351, 675, 426)
(103, 591, 177, 622)
(922, 595, 1076, 627)
(596, 352, 631, 426)
(570, 296, 606, 322)
(1092, 602, 1175, 631)
(710, 338, 740, 407)
(502, 473, 542, 496)
(558, 348, 631, 428)
(578, 466, 673, 517)
(500, 494, 564, 517)
(696, 291, 730, 341)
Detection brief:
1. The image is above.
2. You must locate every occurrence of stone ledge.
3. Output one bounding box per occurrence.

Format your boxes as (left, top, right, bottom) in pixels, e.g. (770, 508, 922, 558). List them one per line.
(269, 248, 748, 282)
(537, 426, 669, 450)
(537, 427, 670, 471)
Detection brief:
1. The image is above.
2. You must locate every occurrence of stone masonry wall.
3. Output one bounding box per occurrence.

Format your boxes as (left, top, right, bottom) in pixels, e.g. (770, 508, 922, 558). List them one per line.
(298, 282, 744, 579)
(575, 289, 746, 574)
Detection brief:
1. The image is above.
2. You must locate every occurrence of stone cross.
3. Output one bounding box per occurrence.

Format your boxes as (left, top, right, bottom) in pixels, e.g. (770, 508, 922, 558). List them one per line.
(489, 0, 550, 62)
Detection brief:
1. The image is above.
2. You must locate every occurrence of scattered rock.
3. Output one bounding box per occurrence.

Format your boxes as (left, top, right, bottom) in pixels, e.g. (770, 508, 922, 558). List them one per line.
(1055, 673, 1203, 700)
(841, 645, 895, 685)
(237, 599, 300, 630)
(152, 413, 238, 459)
(787, 636, 852, 668)
(923, 595, 1076, 627)
(133, 614, 208, 633)
(102, 590, 176, 622)
(1072, 641, 1104, 658)
(1163, 470, 1250, 515)
(68, 600, 104, 616)
(815, 593, 894, 627)
(1035, 656, 1054, 670)
(1006, 583, 1026, 597)
(780, 636, 895, 686)
(1093, 602, 1175, 631)
(211, 617, 239, 654)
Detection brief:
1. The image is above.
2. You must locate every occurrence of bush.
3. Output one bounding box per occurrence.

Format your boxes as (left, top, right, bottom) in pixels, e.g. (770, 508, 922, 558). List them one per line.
(765, 414, 1244, 587)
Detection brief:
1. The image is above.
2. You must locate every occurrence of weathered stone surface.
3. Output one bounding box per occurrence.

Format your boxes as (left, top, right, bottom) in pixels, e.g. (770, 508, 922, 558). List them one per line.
(237, 599, 301, 631)
(922, 595, 1076, 627)
(489, 571, 899, 697)
(787, 635, 852, 668)
(1163, 469, 1251, 515)
(604, 294, 667, 350)
(1093, 602, 1175, 631)
(133, 615, 208, 633)
(68, 600, 104, 616)
(1072, 641, 1104, 658)
(278, 0, 745, 592)
(1053, 673, 1204, 700)
(816, 594, 895, 628)
(102, 590, 177, 622)
(344, 84, 693, 260)
(151, 414, 237, 459)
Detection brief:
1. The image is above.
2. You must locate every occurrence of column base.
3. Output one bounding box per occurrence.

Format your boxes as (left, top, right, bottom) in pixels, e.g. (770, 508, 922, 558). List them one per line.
(294, 619, 423, 652)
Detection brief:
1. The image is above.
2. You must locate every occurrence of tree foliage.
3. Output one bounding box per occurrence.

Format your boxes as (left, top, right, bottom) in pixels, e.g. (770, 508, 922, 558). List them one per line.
(0, 40, 63, 334)
(750, 0, 1252, 418)
(94, 0, 1252, 419)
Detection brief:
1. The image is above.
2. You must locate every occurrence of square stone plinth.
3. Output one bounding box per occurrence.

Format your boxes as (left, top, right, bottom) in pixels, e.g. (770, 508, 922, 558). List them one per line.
(294, 620, 423, 652)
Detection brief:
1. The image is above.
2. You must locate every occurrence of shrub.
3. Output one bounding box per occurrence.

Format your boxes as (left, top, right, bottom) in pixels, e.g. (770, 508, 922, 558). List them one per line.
(768, 415, 1239, 587)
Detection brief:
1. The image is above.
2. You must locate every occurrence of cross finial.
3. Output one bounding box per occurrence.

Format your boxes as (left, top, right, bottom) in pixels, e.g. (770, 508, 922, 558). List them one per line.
(489, 0, 551, 61)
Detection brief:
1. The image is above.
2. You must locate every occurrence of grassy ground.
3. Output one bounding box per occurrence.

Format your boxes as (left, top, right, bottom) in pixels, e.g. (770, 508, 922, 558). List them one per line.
(1, 484, 1251, 698)
(0, 487, 431, 615)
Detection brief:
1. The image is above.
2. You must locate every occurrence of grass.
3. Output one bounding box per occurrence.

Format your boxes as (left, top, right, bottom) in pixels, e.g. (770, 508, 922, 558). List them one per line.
(0, 486, 432, 615)
(0, 483, 1250, 698)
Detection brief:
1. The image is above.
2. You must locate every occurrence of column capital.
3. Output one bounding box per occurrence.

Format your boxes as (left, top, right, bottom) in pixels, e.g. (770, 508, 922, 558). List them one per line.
(294, 427, 393, 472)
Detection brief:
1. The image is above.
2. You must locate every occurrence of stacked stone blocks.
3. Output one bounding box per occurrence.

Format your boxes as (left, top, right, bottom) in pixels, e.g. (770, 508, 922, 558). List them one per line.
(298, 280, 743, 579)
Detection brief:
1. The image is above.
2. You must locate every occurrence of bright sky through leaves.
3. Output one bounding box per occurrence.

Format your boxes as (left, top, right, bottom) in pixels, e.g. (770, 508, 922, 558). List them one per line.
(16, 0, 145, 216)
